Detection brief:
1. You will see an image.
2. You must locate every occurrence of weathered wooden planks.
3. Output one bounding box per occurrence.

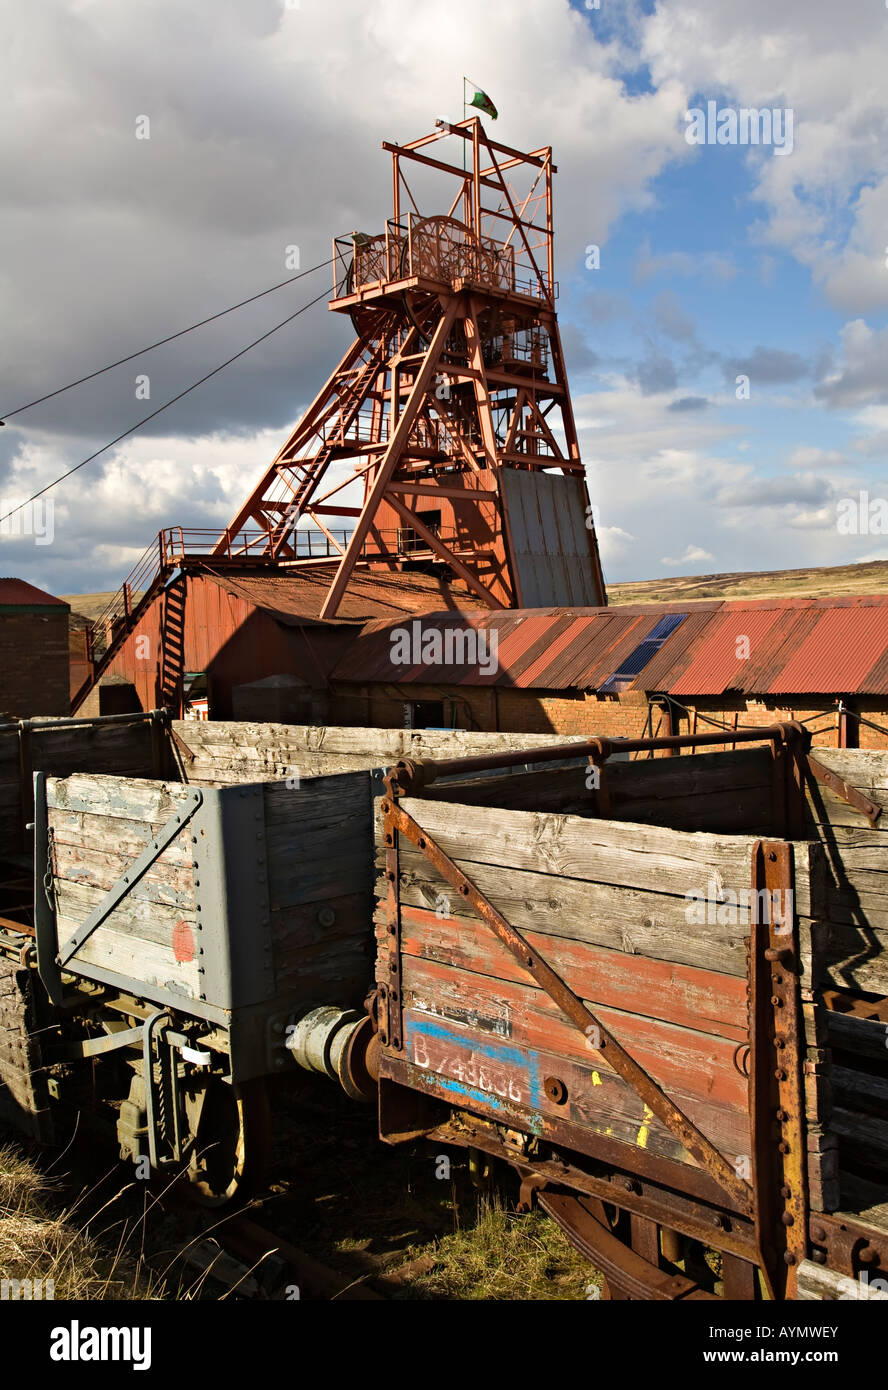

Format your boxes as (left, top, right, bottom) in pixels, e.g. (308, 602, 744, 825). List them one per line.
(46, 774, 200, 996)
(378, 903, 749, 1042)
(376, 792, 781, 1177)
(0, 719, 156, 861)
(383, 796, 820, 984)
(46, 766, 377, 1018)
(171, 720, 589, 790)
(397, 1005, 749, 1167)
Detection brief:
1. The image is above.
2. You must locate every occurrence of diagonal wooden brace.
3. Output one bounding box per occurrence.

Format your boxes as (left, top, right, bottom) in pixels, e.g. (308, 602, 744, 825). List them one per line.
(381, 796, 754, 1215)
(57, 789, 203, 967)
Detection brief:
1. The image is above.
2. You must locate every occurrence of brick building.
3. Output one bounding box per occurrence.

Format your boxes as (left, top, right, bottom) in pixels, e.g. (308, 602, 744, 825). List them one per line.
(326, 596, 888, 751)
(0, 579, 70, 719)
(77, 550, 888, 752)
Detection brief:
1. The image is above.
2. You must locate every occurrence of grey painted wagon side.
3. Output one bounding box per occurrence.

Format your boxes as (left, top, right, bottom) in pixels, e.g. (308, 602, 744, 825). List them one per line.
(35, 768, 377, 1083)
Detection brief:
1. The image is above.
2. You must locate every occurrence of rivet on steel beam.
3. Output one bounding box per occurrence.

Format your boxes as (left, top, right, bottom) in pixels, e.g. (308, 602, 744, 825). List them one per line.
(712, 1213, 726, 1230)
(784, 1251, 797, 1266)
(771, 996, 784, 1007)
(775, 1069, 787, 1081)
(778, 1140, 791, 1154)
(812, 1225, 827, 1243)
(859, 1246, 877, 1265)
(380, 801, 389, 813)
(812, 1249, 827, 1265)
(774, 1035, 786, 1049)
(776, 1108, 789, 1121)
(780, 1185, 792, 1199)
(781, 1212, 794, 1227)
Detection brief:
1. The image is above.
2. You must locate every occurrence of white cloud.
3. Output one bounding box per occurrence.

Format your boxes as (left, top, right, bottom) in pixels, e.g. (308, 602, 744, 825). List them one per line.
(641, 0, 888, 313)
(787, 446, 853, 470)
(816, 320, 888, 408)
(661, 544, 714, 566)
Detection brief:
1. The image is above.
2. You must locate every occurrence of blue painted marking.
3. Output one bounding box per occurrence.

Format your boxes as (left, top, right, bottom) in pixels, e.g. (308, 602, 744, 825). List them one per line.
(405, 1014, 542, 1110)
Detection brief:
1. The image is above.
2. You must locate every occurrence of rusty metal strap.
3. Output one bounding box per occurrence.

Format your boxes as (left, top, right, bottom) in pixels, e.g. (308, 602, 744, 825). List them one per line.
(382, 796, 754, 1216)
(748, 840, 808, 1301)
(806, 754, 881, 827)
(56, 789, 203, 967)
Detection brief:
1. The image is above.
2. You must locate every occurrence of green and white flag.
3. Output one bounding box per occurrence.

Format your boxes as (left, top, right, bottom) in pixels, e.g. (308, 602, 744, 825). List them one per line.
(467, 83, 497, 121)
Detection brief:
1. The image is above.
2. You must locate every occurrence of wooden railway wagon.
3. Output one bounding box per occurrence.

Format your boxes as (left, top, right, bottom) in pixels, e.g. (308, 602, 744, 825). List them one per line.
(372, 723, 888, 1301)
(3, 711, 888, 1297)
(0, 711, 585, 1201)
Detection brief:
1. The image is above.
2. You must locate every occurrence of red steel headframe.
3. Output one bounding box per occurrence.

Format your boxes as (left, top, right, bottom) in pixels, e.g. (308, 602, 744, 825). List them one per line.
(214, 118, 606, 617)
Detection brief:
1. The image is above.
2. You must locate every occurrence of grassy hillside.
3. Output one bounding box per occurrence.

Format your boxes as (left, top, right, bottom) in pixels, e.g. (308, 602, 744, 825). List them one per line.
(607, 560, 888, 606)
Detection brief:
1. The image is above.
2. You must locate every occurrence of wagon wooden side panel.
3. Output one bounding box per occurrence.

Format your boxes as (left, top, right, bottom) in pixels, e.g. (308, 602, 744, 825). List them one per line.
(45, 774, 202, 1004)
(39, 769, 379, 1076)
(375, 796, 824, 1191)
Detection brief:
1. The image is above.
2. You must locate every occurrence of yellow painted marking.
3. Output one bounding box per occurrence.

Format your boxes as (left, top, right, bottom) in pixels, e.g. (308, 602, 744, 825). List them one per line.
(636, 1104, 654, 1149)
(591, 1071, 602, 1087)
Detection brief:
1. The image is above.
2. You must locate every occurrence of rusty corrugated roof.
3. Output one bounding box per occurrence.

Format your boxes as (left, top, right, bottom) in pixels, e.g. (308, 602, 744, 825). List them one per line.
(201, 565, 491, 626)
(330, 595, 888, 695)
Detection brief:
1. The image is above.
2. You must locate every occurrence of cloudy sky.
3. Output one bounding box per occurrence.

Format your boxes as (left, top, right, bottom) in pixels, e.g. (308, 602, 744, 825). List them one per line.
(1, 0, 887, 595)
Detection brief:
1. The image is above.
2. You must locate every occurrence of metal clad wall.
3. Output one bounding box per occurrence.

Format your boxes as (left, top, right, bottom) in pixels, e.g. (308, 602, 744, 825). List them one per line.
(500, 470, 601, 607)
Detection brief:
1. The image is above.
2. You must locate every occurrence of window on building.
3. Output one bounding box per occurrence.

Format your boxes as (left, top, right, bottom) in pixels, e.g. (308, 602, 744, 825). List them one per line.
(403, 699, 446, 730)
(599, 614, 687, 694)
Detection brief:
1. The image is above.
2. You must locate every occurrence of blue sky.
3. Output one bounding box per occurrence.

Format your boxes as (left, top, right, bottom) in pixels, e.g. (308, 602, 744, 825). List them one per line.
(1, 0, 887, 594)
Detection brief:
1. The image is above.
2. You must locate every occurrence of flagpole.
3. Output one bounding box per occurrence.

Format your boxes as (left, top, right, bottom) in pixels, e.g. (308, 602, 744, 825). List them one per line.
(462, 76, 467, 171)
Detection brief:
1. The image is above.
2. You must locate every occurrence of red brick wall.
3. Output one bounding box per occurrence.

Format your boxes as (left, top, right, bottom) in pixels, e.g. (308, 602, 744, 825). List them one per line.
(0, 610, 70, 717)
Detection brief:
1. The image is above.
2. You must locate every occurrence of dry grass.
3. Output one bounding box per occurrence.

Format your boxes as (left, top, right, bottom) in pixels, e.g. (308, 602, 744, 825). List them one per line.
(0, 1141, 160, 1300)
(388, 1190, 598, 1300)
(607, 558, 888, 606)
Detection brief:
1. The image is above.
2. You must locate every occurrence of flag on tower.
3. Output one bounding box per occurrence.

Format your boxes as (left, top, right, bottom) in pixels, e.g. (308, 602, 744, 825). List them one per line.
(467, 84, 497, 121)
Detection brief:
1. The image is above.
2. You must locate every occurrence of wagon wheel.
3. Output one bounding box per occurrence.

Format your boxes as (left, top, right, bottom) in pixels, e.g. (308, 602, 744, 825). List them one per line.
(537, 1190, 725, 1301)
(185, 1077, 272, 1208)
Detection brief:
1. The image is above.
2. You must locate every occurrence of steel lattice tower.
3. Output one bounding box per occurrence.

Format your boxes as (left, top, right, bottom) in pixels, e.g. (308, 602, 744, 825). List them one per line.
(215, 117, 607, 617)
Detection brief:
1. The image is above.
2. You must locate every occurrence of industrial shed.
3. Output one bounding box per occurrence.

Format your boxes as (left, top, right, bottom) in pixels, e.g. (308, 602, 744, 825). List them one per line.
(327, 594, 888, 747)
(76, 556, 492, 721)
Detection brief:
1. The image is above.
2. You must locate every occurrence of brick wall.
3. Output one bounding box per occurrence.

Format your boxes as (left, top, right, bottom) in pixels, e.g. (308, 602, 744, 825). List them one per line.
(0, 610, 70, 717)
(329, 680, 888, 749)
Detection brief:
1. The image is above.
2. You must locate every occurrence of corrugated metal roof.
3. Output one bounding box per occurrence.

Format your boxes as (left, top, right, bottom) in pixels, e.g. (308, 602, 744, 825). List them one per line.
(670, 608, 787, 696)
(770, 607, 888, 694)
(201, 566, 491, 626)
(330, 594, 888, 696)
